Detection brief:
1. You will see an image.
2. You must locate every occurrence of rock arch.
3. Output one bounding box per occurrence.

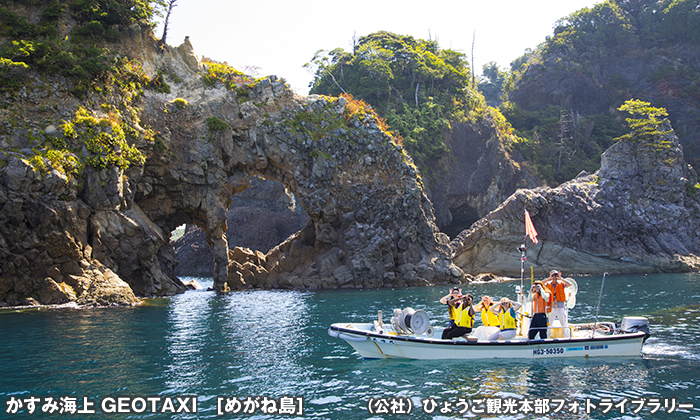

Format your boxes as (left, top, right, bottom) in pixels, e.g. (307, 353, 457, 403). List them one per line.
(137, 75, 464, 292)
(0, 36, 464, 306)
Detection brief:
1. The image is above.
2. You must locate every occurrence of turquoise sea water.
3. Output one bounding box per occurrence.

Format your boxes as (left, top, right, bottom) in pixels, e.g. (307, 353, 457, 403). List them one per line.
(1, 273, 699, 419)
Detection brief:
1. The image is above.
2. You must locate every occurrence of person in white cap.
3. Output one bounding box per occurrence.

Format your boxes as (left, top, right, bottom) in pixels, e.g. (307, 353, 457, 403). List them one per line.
(544, 270, 572, 334)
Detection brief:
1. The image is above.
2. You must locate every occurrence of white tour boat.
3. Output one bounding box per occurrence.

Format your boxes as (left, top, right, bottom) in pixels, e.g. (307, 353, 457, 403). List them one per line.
(328, 310, 650, 360)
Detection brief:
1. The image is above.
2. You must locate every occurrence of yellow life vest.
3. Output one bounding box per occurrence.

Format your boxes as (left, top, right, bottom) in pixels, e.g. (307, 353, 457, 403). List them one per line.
(455, 305, 474, 328)
(499, 308, 517, 330)
(481, 306, 500, 327)
(448, 305, 457, 320)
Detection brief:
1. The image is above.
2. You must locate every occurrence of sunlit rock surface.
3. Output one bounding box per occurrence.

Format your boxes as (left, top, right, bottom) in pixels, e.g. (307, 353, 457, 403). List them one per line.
(452, 121, 700, 276)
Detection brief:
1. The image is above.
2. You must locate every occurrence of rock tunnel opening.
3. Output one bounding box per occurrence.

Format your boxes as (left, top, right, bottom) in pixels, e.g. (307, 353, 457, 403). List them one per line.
(441, 204, 482, 239)
(170, 176, 309, 278)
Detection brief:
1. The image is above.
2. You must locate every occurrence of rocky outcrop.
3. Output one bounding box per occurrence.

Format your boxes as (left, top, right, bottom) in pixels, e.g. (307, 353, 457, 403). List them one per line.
(426, 119, 539, 238)
(0, 23, 188, 306)
(452, 121, 700, 276)
(0, 25, 465, 306)
(173, 103, 541, 274)
(0, 159, 144, 306)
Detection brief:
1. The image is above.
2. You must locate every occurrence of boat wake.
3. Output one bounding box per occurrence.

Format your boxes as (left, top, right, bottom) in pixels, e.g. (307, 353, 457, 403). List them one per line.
(642, 342, 699, 360)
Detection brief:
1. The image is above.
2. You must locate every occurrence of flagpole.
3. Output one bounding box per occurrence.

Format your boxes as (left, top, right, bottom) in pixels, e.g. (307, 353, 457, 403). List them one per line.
(519, 243, 526, 300)
(519, 208, 539, 337)
(517, 242, 526, 337)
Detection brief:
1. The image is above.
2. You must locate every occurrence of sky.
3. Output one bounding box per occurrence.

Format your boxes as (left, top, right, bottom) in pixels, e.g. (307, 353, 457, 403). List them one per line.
(159, 0, 603, 95)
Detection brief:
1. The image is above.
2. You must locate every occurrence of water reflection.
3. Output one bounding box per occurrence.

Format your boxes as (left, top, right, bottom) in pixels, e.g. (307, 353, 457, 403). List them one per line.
(164, 286, 214, 393)
(221, 290, 312, 396)
(1, 305, 167, 398)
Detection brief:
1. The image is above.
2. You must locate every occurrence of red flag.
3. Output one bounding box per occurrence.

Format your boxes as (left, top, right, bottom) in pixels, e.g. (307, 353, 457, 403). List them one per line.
(524, 209, 538, 244)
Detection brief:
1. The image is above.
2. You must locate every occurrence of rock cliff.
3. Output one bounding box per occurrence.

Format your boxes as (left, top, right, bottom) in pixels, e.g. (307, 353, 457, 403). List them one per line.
(175, 116, 540, 275)
(137, 81, 463, 290)
(0, 25, 464, 306)
(509, 39, 700, 172)
(426, 119, 539, 238)
(452, 120, 700, 276)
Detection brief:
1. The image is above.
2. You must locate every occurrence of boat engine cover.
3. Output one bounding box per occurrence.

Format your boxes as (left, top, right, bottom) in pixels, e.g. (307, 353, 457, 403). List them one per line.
(621, 316, 650, 333)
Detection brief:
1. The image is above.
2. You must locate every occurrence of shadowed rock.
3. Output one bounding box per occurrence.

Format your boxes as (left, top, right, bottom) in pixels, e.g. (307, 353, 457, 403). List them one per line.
(173, 177, 309, 277)
(427, 120, 539, 238)
(452, 120, 700, 276)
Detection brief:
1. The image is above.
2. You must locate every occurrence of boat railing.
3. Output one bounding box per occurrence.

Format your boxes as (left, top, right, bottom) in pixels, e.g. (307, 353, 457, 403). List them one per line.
(523, 324, 574, 339)
(524, 322, 616, 340)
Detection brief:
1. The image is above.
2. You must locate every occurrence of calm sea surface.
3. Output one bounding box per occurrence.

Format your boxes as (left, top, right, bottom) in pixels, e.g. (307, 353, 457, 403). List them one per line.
(1, 273, 699, 419)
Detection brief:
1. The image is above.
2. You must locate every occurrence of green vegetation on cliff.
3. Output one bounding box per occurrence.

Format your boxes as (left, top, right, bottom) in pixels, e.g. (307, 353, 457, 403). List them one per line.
(0, 0, 156, 92)
(306, 31, 516, 177)
(490, 0, 700, 184)
(0, 0, 173, 177)
(616, 99, 673, 150)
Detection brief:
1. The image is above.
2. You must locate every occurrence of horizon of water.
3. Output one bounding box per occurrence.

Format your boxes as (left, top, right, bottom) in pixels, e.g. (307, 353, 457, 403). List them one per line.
(1, 273, 699, 419)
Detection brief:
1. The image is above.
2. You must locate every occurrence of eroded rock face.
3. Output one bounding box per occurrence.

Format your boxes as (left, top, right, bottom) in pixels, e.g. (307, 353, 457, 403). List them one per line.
(0, 158, 148, 307)
(137, 74, 465, 290)
(0, 26, 465, 306)
(452, 122, 700, 276)
(173, 177, 309, 277)
(427, 120, 539, 238)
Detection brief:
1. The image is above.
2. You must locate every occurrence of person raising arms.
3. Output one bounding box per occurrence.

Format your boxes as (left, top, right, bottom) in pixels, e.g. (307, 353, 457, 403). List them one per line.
(439, 287, 462, 329)
(488, 298, 522, 341)
(442, 294, 476, 340)
(474, 295, 500, 327)
(544, 270, 572, 333)
(528, 281, 551, 340)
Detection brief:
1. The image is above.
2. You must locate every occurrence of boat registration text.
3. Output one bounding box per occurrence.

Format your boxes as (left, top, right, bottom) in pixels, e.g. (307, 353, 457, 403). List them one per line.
(532, 347, 564, 356)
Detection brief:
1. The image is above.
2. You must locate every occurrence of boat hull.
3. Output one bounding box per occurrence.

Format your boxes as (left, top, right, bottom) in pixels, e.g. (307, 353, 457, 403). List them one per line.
(329, 323, 646, 360)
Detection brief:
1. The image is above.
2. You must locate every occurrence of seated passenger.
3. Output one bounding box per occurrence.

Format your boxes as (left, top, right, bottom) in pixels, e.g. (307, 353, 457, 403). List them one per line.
(442, 294, 476, 340)
(488, 298, 522, 341)
(474, 295, 500, 327)
(439, 287, 462, 328)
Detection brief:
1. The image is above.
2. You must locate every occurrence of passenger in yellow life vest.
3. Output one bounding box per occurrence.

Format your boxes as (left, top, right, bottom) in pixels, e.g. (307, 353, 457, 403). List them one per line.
(488, 298, 522, 341)
(544, 270, 572, 333)
(441, 294, 475, 340)
(474, 295, 500, 327)
(439, 287, 462, 328)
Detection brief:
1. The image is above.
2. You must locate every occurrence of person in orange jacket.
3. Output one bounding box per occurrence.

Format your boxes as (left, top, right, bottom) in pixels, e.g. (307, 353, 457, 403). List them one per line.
(528, 281, 550, 340)
(544, 270, 572, 333)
